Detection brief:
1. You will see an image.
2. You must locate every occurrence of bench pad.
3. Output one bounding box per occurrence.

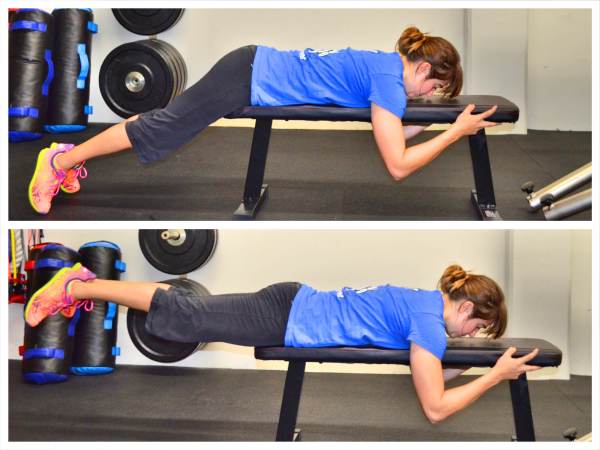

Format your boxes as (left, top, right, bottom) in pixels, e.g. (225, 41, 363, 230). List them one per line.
(227, 95, 519, 124)
(255, 338, 561, 368)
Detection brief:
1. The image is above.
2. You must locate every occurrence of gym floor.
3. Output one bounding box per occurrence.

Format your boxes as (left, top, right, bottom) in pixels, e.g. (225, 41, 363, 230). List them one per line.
(8, 360, 590, 441)
(9, 124, 591, 221)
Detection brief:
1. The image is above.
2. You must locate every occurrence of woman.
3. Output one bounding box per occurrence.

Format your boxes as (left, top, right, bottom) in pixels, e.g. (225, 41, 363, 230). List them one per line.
(24, 263, 540, 424)
(29, 27, 499, 214)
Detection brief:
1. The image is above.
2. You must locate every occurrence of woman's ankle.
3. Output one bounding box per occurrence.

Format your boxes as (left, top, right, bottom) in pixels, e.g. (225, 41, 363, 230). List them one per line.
(54, 152, 70, 170)
(69, 279, 87, 300)
(54, 150, 81, 170)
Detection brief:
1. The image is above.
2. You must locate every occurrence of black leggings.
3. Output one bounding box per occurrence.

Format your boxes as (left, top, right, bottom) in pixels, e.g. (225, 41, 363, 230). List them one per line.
(145, 282, 301, 347)
(125, 45, 257, 164)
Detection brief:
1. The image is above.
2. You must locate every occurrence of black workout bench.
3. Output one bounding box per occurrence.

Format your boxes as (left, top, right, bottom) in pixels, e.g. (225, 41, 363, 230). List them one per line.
(255, 337, 561, 441)
(227, 95, 519, 220)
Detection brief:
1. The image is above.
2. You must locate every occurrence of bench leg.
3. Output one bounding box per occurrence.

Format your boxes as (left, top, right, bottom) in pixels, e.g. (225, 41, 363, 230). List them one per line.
(509, 374, 536, 441)
(275, 361, 306, 441)
(468, 129, 501, 220)
(233, 118, 272, 220)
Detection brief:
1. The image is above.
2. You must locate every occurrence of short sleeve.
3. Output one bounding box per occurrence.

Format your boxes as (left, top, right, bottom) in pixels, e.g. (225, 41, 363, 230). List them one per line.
(368, 73, 407, 119)
(407, 312, 447, 360)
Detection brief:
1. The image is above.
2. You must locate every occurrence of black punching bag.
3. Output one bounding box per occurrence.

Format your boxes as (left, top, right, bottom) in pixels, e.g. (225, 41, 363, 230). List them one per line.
(46, 9, 98, 133)
(22, 244, 81, 384)
(71, 241, 126, 375)
(9, 9, 54, 142)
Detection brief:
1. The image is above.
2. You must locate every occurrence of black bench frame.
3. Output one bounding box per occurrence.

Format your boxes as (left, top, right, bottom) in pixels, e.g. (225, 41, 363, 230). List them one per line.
(227, 95, 520, 221)
(255, 337, 561, 441)
(273, 361, 533, 441)
(232, 121, 497, 221)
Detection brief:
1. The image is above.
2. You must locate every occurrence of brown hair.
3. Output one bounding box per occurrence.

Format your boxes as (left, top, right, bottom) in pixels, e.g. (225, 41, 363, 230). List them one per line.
(396, 26, 463, 98)
(438, 264, 507, 338)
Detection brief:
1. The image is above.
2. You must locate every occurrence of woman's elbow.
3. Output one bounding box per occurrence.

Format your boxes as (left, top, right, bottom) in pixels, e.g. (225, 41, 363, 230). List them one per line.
(386, 165, 411, 182)
(423, 406, 448, 425)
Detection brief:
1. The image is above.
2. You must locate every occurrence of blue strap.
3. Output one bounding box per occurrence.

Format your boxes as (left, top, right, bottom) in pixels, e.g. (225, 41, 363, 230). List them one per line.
(24, 372, 68, 384)
(8, 131, 42, 142)
(68, 309, 81, 337)
(112, 346, 121, 357)
(84, 105, 93, 115)
(42, 244, 65, 250)
(71, 366, 113, 375)
(43, 49, 54, 96)
(23, 348, 65, 360)
(104, 302, 117, 330)
(76, 43, 89, 90)
(10, 20, 48, 32)
(9, 107, 39, 118)
(79, 241, 121, 250)
(34, 258, 74, 270)
(115, 260, 126, 272)
(88, 21, 98, 33)
(45, 124, 86, 133)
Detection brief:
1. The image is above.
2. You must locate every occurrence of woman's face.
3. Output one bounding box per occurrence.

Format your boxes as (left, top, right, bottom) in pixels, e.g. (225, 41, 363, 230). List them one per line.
(446, 301, 492, 338)
(404, 61, 447, 99)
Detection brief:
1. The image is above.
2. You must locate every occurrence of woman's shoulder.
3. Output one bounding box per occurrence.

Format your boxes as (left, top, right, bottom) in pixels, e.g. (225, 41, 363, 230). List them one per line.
(387, 286, 443, 306)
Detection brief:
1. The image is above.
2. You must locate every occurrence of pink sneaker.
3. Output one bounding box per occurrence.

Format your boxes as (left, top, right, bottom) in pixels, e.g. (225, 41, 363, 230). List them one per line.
(28, 143, 70, 214)
(24, 263, 96, 327)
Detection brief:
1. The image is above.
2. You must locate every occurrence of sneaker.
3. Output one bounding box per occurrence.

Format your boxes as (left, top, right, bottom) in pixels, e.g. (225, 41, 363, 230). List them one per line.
(61, 298, 94, 319)
(28, 143, 69, 214)
(24, 263, 96, 327)
(60, 145, 88, 193)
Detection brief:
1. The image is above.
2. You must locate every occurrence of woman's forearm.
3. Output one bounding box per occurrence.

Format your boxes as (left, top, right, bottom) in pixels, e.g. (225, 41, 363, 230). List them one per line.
(430, 370, 501, 423)
(390, 127, 462, 180)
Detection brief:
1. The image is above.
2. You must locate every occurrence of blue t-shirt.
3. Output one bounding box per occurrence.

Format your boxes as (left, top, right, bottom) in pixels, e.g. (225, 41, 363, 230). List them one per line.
(251, 46, 407, 119)
(284, 284, 447, 360)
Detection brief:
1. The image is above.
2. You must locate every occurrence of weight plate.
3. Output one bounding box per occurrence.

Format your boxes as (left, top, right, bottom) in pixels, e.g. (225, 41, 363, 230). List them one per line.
(139, 229, 217, 275)
(154, 39, 187, 94)
(138, 39, 179, 100)
(141, 39, 186, 99)
(127, 278, 208, 363)
(99, 40, 178, 118)
(112, 9, 185, 36)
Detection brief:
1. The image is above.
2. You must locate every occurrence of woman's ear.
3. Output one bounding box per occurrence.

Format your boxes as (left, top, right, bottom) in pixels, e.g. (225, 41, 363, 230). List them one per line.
(459, 300, 474, 316)
(416, 61, 432, 79)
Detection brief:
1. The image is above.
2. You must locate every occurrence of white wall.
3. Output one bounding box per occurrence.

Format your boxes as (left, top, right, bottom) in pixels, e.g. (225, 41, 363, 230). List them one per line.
(527, 9, 592, 131)
(569, 230, 592, 375)
(465, 10, 528, 134)
(77, 8, 591, 132)
(8, 229, 591, 379)
(505, 230, 572, 380)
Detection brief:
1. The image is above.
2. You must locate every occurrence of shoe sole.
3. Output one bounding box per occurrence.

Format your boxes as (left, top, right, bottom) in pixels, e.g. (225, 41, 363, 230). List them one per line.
(28, 147, 51, 214)
(24, 263, 82, 326)
(60, 184, 79, 194)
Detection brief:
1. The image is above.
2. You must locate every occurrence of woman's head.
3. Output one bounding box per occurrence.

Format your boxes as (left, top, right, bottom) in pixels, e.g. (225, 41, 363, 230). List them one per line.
(438, 264, 507, 339)
(396, 26, 463, 99)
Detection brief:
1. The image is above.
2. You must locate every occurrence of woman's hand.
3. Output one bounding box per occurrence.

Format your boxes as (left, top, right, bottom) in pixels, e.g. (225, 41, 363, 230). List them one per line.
(451, 104, 499, 136)
(490, 347, 542, 381)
